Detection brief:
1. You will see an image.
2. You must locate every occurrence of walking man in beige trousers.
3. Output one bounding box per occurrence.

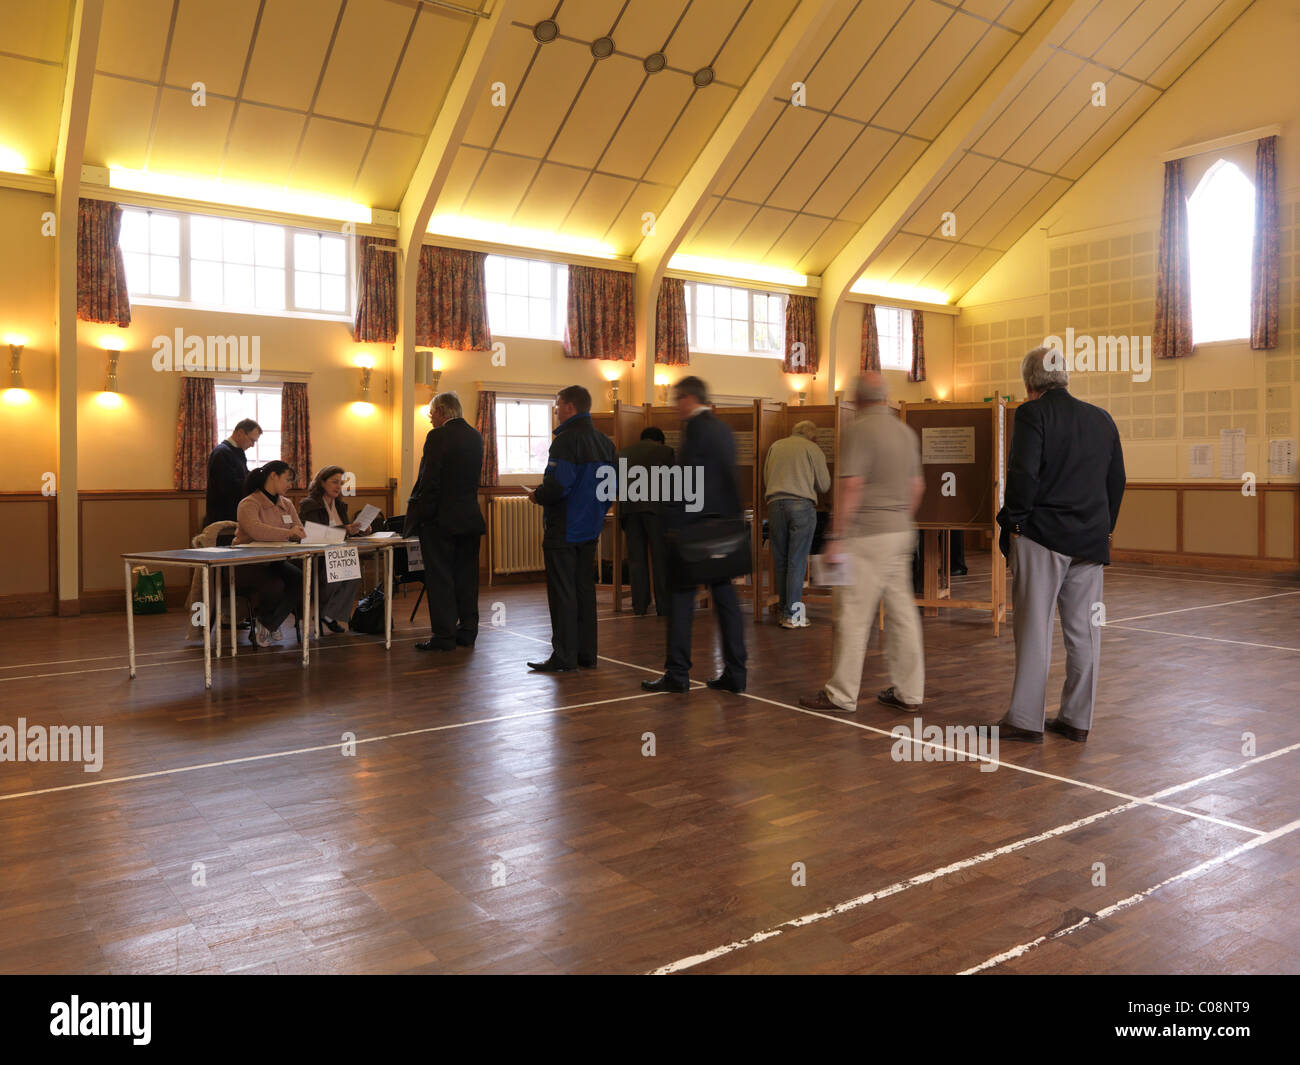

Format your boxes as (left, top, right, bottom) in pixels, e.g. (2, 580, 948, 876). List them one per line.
(800, 373, 926, 713)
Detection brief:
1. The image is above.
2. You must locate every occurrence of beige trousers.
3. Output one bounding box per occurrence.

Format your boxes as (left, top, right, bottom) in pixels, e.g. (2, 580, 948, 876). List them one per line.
(825, 530, 924, 710)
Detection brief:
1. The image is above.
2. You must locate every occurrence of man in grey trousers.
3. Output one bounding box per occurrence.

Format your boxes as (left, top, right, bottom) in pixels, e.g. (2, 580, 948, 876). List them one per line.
(993, 346, 1126, 743)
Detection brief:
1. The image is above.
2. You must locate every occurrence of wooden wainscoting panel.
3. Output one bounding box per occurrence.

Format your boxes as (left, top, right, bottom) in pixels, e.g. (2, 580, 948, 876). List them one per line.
(1182, 489, 1259, 557)
(1111, 487, 1177, 552)
(1264, 489, 1296, 560)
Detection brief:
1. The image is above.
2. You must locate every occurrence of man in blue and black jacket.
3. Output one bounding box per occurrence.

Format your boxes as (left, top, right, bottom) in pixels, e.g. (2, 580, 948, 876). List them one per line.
(527, 384, 617, 673)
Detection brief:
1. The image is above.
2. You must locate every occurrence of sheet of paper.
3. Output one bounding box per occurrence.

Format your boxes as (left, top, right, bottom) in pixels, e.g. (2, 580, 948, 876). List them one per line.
(405, 541, 424, 572)
(1218, 428, 1246, 479)
(1188, 443, 1213, 478)
(324, 545, 360, 583)
(921, 425, 976, 464)
(1269, 439, 1297, 478)
(809, 552, 852, 587)
(302, 521, 346, 545)
(188, 546, 253, 553)
(355, 530, 398, 539)
(352, 503, 380, 531)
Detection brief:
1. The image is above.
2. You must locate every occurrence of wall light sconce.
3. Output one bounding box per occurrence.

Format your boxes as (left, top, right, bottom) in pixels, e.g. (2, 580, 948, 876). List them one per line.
(654, 372, 669, 406)
(414, 350, 442, 391)
(3, 333, 29, 406)
(604, 365, 621, 403)
(790, 374, 812, 406)
(352, 354, 376, 416)
(97, 335, 126, 409)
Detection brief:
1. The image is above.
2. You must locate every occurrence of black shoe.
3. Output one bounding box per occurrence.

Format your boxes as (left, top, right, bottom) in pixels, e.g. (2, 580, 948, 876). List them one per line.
(706, 673, 745, 693)
(528, 658, 576, 672)
(950, 566, 968, 576)
(578, 659, 597, 669)
(1046, 717, 1089, 742)
(641, 675, 688, 693)
(990, 716, 1043, 743)
(416, 637, 456, 652)
(323, 617, 344, 634)
(295, 621, 302, 644)
(455, 632, 476, 648)
(237, 620, 251, 631)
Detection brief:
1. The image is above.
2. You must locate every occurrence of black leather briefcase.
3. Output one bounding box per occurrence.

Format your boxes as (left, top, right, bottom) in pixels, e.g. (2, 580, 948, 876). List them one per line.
(673, 517, 752, 587)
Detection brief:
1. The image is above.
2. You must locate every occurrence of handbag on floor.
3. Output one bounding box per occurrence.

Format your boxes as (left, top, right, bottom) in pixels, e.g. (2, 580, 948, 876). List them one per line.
(132, 567, 167, 615)
(349, 587, 385, 635)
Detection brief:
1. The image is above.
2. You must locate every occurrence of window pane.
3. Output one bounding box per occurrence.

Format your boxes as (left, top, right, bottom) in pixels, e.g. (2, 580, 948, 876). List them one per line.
(487, 292, 506, 327)
(320, 236, 346, 275)
(255, 224, 285, 267)
(256, 266, 285, 309)
(119, 212, 148, 253)
(505, 402, 528, 435)
(529, 298, 550, 338)
(731, 320, 748, 351)
(529, 401, 550, 435)
(150, 215, 180, 256)
(321, 274, 346, 311)
(697, 285, 713, 315)
(485, 255, 504, 290)
(123, 252, 151, 294)
(257, 397, 281, 432)
(505, 437, 529, 473)
(506, 295, 529, 336)
(528, 260, 549, 296)
(192, 259, 222, 303)
(505, 257, 527, 294)
(696, 317, 714, 350)
(152, 256, 180, 297)
(294, 271, 319, 309)
(731, 288, 747, 318)
(191, 216, 223, 260)
(224, 220, 255, 264)
(224, 263, 255, 306)
(294, 232, 319, 272)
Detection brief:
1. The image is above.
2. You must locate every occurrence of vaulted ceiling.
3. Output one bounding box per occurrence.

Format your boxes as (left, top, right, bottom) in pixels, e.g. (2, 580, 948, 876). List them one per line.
(0, 0, 1261, 302)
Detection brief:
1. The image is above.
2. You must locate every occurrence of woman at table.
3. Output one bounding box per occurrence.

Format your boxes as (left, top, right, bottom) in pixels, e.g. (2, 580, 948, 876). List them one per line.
(233, 460, 305, 648)
(298, 464, 369, 633)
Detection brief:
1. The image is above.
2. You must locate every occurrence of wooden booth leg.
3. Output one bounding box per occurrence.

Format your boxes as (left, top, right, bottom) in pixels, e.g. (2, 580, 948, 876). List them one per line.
(922, 530, 940, 618)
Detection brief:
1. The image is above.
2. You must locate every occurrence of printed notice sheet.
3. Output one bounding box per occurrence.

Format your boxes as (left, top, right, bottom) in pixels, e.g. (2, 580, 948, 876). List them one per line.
(921, 426, 976, 464)
(1188, 444, 1213, 478)
(1218, 428, 1246, 479)
(1269, 439, 1297, 478)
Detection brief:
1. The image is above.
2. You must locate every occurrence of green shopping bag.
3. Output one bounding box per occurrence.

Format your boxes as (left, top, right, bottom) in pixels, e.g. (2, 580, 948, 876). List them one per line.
(132, 567, 167, 615)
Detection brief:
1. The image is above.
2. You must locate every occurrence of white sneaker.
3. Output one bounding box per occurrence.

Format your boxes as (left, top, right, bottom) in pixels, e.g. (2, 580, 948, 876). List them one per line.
(270, 627, 283, 642)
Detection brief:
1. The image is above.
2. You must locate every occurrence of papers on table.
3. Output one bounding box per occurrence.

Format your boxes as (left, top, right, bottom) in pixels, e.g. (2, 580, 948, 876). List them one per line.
(301, 521, 346, 545)
(352, 503, 381, 532)
(810, 552, 851, 586)
(186, 546, 252, 553)
(355, 530, 398, 539)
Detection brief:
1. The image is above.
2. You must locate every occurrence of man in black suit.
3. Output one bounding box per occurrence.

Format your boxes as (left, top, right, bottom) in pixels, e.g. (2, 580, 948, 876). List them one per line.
(992, 346, 1126, 743)
(642, 376, 748, 695)
(203, 418, 261, 525)
(618, 426, 675, 616)
(404, 392, 487, 652)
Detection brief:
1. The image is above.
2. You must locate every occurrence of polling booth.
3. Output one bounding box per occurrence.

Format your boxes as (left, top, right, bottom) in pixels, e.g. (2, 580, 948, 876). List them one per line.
(591, 399, 648, 610)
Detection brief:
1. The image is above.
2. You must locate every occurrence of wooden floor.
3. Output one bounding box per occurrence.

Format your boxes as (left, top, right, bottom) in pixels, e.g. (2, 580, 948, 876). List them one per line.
(1, 554, 1298, 975)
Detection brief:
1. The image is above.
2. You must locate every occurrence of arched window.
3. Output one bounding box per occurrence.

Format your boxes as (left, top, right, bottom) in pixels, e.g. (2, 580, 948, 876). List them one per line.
(1187, 159, 1254, 344)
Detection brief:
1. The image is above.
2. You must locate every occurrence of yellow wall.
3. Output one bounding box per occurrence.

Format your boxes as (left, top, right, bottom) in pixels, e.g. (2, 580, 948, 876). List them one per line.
(956, 0, 1299, 487)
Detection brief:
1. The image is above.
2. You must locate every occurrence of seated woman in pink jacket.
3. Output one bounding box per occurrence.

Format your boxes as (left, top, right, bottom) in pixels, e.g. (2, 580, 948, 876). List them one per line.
(234, 461, 305, 648)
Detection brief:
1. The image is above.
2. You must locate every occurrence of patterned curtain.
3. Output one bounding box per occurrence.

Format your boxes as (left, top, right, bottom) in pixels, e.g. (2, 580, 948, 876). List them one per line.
(475, 390, 498, 486)
(1250, 135, 1280, 350)
(860, 303, 880, 373)
(908, 309, 926, 382)
(565, 264, 635, 361)
(1153, 158, 1193, 359)
(417, 246, 492, 350)
(353, 236, 397, 343)
(173, 377, 217, 489)
(782, 293, 818, 374)
(281, 382, 311, 490)
(76, 199, 131, 327)
(655, 277, 689, 366)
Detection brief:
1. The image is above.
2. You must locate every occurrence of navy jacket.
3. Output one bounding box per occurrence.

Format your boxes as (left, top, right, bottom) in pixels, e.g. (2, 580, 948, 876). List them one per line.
(997, 388, 1126, 564)
(204, 440, 249, 525)
(534, 413, 617, 544)
(405, 417, 488, 538)
(670, 409, 742, 527)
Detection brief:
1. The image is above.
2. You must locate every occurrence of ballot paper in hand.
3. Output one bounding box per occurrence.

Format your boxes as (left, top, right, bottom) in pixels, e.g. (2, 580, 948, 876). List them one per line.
(352, 503, 380, 532)
(810, 552, 851, 586)
(302, 521, 346, 545)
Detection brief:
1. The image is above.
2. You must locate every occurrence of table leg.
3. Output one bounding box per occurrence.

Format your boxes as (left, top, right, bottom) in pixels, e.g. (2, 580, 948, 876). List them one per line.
(125, 560, 136, 679)
(229, 566, 238, 658)
(302, 559, 311, 667)
(385, 547, 393, 650)
(215, 562, 223, 659)
(313, 560, 321, 639)
(202, 567, 212, 689)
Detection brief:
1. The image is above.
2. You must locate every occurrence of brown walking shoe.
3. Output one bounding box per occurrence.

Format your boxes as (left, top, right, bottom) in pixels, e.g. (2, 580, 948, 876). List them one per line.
(799, 690, 853, 713)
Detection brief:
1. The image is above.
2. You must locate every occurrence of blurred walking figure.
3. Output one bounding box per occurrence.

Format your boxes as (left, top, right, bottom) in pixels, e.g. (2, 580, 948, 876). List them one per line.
(764, 419, 830, 627)
(642, 376, 749, 695)
(800, 373, 925, 713)
(991, 346, 1125, 744)
(619, 426, 675, 616)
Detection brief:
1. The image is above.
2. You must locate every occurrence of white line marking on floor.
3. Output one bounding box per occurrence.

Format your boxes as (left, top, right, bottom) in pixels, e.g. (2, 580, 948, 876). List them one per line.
(649, 738, 1300, 974)
(1106, 624, 1300, 654)
(738, 691, 1264, 835)
(0, 689, 671, 804)
(500, 626, 705, 684)
(1107, 590, 1300, 624)
(959, 815, 1300, 974)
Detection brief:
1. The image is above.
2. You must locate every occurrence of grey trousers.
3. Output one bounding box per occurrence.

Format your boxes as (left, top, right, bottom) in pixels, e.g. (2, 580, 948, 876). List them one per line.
(1006, 535, 1104, 731)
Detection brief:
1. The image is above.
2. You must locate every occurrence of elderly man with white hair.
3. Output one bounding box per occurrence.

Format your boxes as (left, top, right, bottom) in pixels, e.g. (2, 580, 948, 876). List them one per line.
(991, 346, 1126, 743)
(763, 418, 831, 627)
(801, 373, 925, 714)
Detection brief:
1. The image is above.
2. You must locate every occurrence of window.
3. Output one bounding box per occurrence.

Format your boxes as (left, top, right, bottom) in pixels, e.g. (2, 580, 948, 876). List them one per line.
(495, 397, 553, 475)
(1187, 159, 1254, 344)
(215, 382, 282, 467)
(119, 207, 352, 317)
(875, 305, 913, 370)
(485, 255, 568, 340)
(684, 281, 786, 356)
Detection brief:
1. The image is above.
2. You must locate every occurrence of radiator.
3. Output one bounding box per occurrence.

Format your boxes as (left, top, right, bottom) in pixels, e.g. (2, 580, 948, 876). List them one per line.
(491, 495, 546, 575)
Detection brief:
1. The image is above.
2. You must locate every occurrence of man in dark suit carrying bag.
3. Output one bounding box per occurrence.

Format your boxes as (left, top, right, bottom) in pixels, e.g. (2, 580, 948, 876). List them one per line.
(404, 392, 487, 653)
(642, 376, 749, 695)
